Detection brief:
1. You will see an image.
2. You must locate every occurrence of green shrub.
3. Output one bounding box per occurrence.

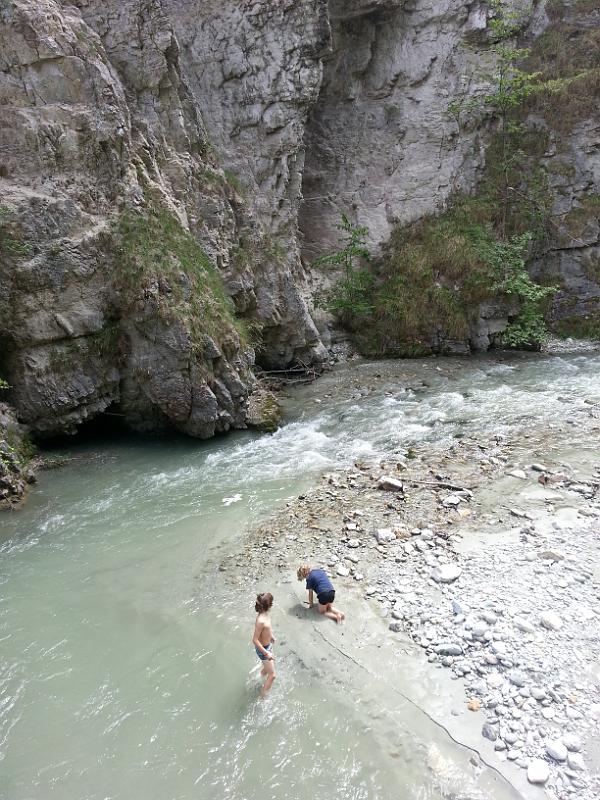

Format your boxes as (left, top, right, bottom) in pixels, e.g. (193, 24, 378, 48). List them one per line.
(0, 206, 31, 258)
(313, 215, 374, 323)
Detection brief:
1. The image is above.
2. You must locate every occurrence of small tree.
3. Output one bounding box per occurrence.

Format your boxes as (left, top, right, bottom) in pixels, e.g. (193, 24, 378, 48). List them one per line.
(314, 215, 374, 322)
(484, 1, 542, 235)
(445, 1, 554, 346)
(474, 231, 557, 346)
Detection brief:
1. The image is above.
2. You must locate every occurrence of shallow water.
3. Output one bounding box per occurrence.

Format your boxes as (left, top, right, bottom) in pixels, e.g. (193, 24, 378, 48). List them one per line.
(2, 352, 600, 800)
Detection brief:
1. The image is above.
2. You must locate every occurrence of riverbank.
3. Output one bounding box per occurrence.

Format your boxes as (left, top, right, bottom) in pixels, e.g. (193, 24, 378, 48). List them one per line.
(228, 357, 600, 799)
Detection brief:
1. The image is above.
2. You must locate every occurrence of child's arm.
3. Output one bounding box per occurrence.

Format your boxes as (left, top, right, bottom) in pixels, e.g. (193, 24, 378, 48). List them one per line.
(252, 619, 274, 659)
(308, 588, 314, 608)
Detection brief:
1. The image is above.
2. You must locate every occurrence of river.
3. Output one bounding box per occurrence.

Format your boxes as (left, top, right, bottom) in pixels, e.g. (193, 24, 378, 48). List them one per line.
(2, 351, 600, 800)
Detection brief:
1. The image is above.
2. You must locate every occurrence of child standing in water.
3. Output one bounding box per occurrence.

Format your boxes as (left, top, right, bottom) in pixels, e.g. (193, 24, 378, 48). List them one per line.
(297, 565, 345, 623)
(252, 592, 276, 696)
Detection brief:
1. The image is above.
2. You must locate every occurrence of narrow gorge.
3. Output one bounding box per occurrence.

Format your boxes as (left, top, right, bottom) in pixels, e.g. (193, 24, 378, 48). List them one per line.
(1, 3, 600, 798)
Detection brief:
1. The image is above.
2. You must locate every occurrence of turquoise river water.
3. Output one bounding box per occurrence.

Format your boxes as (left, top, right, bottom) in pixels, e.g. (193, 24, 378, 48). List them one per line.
(2, 352, 600, 800)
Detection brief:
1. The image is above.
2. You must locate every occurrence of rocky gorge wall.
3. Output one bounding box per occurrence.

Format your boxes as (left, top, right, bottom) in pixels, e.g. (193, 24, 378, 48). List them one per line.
(301, 0, 600, 352)
(300, 0, 489, 256)
(1, 0, 600, 469)
(0, 0, 327, 447)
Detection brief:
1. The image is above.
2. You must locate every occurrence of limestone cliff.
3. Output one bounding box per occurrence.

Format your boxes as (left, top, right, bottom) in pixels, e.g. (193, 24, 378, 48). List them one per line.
(0, 0, 327, 441)
(301, 0, 600, 352)
(301, 0, 489, 256)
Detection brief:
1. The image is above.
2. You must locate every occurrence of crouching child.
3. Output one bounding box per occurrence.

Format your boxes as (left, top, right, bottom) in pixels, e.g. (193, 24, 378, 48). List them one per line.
(297, 565, 345, 624)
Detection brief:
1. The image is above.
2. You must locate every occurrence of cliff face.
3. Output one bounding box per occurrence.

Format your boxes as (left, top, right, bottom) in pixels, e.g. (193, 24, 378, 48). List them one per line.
(165, 0, 330, 368)
(1, 0, 599, 448)
(525, 1, 600, 334)
(302, 0, 600, 350)
(0, 0, 327, 440)
(300, 0, 489, 257)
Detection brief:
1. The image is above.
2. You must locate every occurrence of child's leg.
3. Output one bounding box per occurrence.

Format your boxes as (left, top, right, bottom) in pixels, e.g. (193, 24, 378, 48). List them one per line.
(261, 659, 276, 696)
(318, 603, 341, 623)
(330, 604, 345, 621)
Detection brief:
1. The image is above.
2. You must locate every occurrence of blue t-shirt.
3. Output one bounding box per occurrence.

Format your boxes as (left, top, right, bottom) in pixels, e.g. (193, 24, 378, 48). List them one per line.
(306, 568, 333, 595)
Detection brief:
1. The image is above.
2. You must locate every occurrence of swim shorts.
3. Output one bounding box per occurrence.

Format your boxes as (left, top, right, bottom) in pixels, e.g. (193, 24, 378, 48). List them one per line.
(255, 642, 273, 661)
(317, 589, 335, 606)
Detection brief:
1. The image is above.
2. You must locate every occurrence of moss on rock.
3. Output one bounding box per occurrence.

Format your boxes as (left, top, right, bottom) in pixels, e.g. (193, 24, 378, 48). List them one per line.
(246, 388, 282, 433)
(115, 205, 242, 351)
(0, 403, 36, 510)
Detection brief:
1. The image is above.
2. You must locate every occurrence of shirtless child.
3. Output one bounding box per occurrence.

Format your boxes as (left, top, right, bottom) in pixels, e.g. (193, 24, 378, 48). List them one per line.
(252, 592, 276, 696)
(297, 565, 345, 624)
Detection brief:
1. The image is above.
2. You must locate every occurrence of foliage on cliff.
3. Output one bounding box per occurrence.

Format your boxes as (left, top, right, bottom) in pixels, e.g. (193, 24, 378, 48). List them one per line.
(116, 205, 247, 352)
(316, 0, 600, 355)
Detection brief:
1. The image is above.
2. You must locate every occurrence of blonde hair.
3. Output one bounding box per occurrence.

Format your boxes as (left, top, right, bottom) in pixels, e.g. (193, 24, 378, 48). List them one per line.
(297, 564, 311, 581)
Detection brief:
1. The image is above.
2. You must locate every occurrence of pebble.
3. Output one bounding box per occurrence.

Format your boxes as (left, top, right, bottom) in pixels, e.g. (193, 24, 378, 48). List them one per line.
(567, 752, 585, 771)
(527, 759, 550, 784)
(481, 722, 498, 742)
(514, 616, 535, 633)
(375, 528, 395, 544)
(431, 564, 462, 583)
(508, 669, 527, 687)
(540, 611, 563, 630)
(545, 739, 568, 762)
(487, 674, 504, 689)
(490, 641, 508, 656)
(435, 642, 463, 656)
(336, 565, 350, 577)
(377, 476, 404, 492)
(452, 599, 465, 615)
(508, 469, 527, 480)
(539, 549, 565, 561)
(562, 733, 582, 752)
(442, 494, 462, 507)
